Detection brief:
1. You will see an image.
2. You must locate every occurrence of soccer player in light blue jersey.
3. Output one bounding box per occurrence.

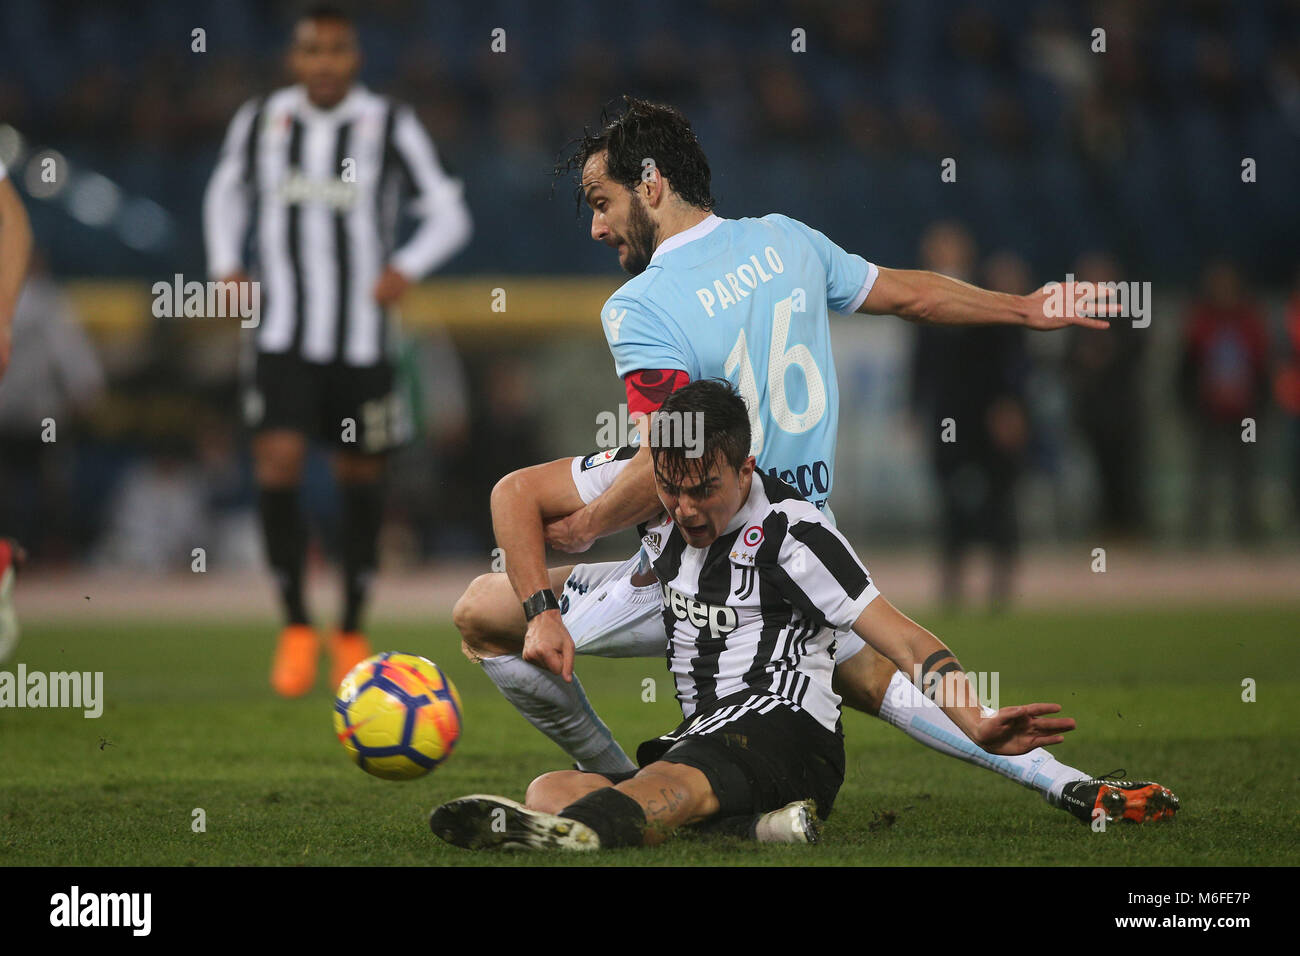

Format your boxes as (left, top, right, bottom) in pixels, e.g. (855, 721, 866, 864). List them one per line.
(454, 98, 1178, 826)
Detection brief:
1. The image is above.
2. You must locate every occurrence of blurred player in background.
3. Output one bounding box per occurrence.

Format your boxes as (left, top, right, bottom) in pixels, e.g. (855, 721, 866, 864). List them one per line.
(455, 97, 1178, 826)
(0, 154, 33, 660)
(910, 223, 1030, 610)
(1178, 259, 1270, 544)
(204, 4, 472, 696)
(1278, 266, 1300, 525)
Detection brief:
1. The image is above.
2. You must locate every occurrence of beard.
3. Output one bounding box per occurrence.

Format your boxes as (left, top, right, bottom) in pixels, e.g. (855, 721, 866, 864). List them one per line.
(621, 191, 657, 276)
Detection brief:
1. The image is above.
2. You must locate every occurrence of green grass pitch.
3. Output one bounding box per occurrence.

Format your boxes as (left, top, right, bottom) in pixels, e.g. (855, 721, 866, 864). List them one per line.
(1, 604, 1296, 866)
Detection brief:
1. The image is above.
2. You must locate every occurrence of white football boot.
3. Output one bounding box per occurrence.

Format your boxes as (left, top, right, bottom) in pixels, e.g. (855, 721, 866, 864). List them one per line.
(754, 799, 822, 844)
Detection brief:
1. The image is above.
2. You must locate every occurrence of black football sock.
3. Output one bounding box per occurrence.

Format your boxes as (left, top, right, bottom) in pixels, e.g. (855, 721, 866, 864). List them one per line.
(259, 487, 309, 626)
(340, 481, 383, 634)
(558, 788, 646, 849)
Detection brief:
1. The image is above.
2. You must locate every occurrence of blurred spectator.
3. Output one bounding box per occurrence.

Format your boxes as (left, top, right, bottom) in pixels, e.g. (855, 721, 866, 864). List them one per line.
(1273, 266, 1300, 525)
(749, 60, 821, 146)
(93, 445, 208, 572)
(194, 413, 261, 570)
(384, 324, 473, 560)
(1065, 252, 1148, 536)
(911, 223, 1030, 610)
(0, 0, 1296, 283)
(1178, 259, 1270, 542)
(0, 256, 105, 560)
(442, 355, 544, 552)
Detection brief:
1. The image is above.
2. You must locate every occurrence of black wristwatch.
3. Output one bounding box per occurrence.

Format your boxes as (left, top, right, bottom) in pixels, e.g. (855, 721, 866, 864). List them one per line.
(522, 588, 561, 621)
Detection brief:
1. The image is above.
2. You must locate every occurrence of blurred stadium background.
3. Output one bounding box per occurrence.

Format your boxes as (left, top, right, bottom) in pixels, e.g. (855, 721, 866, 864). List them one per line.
(2, 0, 1299, 619)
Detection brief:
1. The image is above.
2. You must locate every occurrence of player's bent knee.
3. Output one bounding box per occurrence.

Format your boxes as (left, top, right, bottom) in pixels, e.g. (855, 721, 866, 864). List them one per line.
(453, 575, 507, 649)
(631, 762, 720, 825)
(524, 771, 567, 811)
(526, 770, 609, 813)
(451, 579, 483, 642)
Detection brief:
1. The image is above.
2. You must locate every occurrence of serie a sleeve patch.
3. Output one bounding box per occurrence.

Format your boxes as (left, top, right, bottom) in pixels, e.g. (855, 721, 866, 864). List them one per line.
(579, 445, 638, 471)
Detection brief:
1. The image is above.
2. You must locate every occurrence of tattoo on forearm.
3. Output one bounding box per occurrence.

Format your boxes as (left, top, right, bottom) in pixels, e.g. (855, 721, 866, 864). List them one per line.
(919, 649, 962, 702)
(921, 649, 955, 674)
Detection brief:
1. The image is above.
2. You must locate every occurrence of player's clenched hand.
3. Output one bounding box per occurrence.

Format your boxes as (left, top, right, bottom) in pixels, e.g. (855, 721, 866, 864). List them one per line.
(1020, 283, 1115, 331)
(970, 703, 1076, 755)
(544, 510, 595, 554)
(373, 265, 411, 306)
(522, 610, 576, 681)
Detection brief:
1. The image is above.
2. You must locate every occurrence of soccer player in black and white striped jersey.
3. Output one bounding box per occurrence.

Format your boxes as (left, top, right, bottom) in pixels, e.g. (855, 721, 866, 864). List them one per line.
(203, 5, 471, 696)
(431, 381, 1081, 851)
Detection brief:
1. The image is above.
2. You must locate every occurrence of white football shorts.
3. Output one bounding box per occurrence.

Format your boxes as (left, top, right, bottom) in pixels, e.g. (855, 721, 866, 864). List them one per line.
(559, 553, 666, 658)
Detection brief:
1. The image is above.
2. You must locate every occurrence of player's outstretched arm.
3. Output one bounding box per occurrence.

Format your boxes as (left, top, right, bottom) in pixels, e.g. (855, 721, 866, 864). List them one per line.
(850, 596, 1076, 755)
(490, 459, 588, 680)
(543, 441, 662, 553)
(858, 266, 1112, 331)
(0, 175, 33, 381)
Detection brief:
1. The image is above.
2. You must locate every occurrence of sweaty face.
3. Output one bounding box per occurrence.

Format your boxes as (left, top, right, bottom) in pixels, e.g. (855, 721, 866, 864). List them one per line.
(582, 152, 658, 276)
(653, 451, 755, 550)
(290, 18, 360, 109)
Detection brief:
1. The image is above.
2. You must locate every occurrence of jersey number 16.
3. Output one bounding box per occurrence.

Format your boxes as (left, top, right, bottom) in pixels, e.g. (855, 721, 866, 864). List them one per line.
(723, 293, 827, 456)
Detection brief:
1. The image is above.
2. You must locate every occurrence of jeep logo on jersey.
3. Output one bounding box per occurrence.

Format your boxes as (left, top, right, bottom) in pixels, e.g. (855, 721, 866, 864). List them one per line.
(661, 585, 738, 640)
(277, 171, 358, 210)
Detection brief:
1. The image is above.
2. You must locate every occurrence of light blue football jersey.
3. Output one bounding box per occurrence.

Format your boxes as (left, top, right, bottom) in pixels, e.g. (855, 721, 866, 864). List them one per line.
(600, 213, 877, 510)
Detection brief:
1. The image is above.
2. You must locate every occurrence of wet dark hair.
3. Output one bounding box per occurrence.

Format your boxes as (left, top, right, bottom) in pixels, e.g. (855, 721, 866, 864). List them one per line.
(651, 379, 751, 489)
(555, 95, 715, 214)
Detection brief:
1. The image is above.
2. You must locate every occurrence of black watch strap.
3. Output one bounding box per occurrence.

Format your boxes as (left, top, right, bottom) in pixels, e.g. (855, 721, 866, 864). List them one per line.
(522, 588, 561, 621)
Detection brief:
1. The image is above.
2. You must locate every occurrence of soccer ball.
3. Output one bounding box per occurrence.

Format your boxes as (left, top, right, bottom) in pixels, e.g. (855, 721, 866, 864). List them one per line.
(333, 652, 463, 780)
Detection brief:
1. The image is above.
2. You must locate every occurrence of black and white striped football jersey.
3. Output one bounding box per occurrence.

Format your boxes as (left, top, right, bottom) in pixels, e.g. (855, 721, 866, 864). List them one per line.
(574, 449, 879, 732)
(204, 84, 471, 366)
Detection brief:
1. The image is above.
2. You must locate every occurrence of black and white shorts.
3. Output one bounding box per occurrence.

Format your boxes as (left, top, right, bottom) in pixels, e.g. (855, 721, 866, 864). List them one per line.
(243, 350, 412, 454)
(634, 691, 846, 819)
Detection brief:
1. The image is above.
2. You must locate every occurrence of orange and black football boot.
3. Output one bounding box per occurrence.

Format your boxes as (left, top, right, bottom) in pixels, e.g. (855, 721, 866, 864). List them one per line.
(271, 624, 320, 697)
(329, 630, 372, 690)
(1061, 769, 1180, 824)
